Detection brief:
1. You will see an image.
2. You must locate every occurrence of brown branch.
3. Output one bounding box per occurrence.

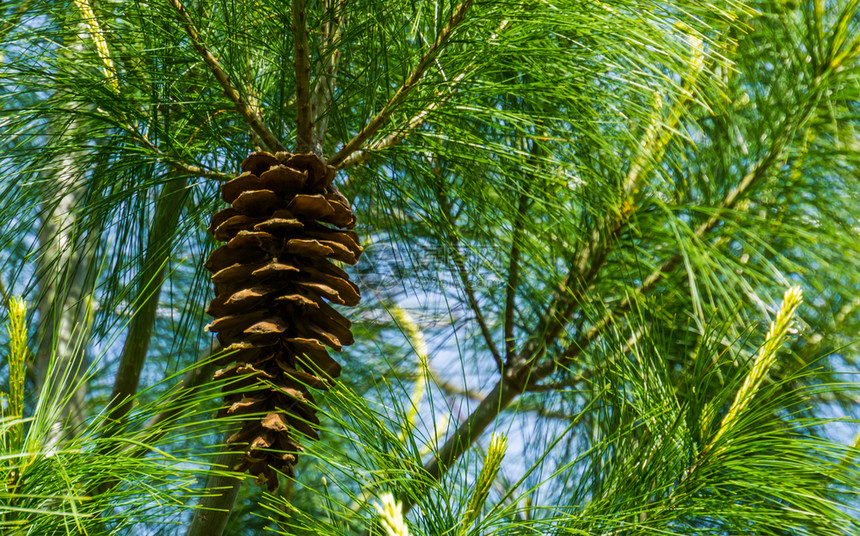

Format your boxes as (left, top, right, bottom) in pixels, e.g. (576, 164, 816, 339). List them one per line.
(410, 63, 826, 511)
(333, 93, 451, 169)
(104, 175, 190, 429)
(327, 0, 474, 168)
(503, 137, 544, 361)
(292, 0, 313, 153)
(541, 132, 800, 377)
(333, 19, 513, 170)
(503, 62, 731, 375)
(504, 191, 528, 362)
(185, 445, 245, 536)
(437, 177, 504, 371)
(131, 127, 232, 180)
(404, 131, 646, 515)
(413, 365, 525, 509)
(167, 0, 286, 153)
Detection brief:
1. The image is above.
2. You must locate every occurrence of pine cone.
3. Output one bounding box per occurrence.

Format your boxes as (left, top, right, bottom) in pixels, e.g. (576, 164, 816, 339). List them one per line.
(204, 151, 361, 490)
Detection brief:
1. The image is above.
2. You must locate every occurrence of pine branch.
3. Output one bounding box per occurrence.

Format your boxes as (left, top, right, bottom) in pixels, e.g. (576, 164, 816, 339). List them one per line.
(292, 0, 313, 153)
(103, 175, 189, 430)
(393, 366, 485, 402)
(504, 139, 540, 362)
(543, 119, 809, 375)
(413, 52, 831, 507)
(327, 0, 474, 168)
(92, 346, 220, 496)
(139, 345, 221, 440)
(167, 0, 286, 153)
(0, 274, 9, 309)
(127, 122, 232, 180)
(437, 175, 503, 371)
(185, 446, 245, 536)
(503, 191, 528, 361)
(332, 76, 462, 169)
(332, 17, 513, 169)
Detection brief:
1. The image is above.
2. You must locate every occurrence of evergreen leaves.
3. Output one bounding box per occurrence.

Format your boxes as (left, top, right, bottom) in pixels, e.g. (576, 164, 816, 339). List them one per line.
(0, 0, 858, 534)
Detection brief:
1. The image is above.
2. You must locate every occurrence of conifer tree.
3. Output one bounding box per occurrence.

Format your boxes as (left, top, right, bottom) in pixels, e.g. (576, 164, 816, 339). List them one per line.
(0, 1, 858, 535)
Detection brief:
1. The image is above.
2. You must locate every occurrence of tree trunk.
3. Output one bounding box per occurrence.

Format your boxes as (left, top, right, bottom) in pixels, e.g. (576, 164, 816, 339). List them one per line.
(34, 150, 98, 446)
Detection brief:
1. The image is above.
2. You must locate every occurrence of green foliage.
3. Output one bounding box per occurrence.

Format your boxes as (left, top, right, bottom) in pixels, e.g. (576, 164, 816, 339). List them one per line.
(0, 0, 859, 534)
(0, 298, 226, 534)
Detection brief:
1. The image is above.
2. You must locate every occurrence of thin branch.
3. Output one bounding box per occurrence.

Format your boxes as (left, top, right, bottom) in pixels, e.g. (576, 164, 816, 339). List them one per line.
(130, 125, 232, 180)
(392, 365, 485, 402)
(92, 346, 221, 495)
(437, 176, 503, 371)
(504, 137, 541, 362)
(513, 44, 712, 365)
(537, 108, 817, 383)
(167, 0, 286, 153)
(415, 366, 523, 504)
(409, 144, 644, 514)
(292, 0, 313, 152)
(333, 18, 512, 170)
(103, 176, 189, 430)
(504, 191, 527, 363)
(82, 21, 231, 181)
(0, 275, 9, 309)
(411, 60, 827, 511)
(327, 0, 474, 168)
(506, 60, 725, 375)
(332, 72, 465, 169)
(139, 346, 221, 439)
(542, 142, 799, 376)
(310, 0, 347, 154)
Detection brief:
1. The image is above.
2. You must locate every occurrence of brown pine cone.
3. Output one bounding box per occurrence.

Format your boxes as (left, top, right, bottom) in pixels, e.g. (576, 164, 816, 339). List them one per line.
(204, 151, 360, 490)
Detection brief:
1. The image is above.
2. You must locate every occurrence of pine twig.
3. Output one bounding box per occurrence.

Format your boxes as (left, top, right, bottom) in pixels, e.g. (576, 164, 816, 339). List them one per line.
(93, 346, 220, 495)
(543, 138, 800, 375)
(413, 56, 828, 507)
(504, 138, 541, 362)
(129, 124, 232, 180)
(0, 0, 34, 45)
(437, 178, 503, 371)
(167, 0, 286, 153)
(503, 192, 527, 362)
(139, 345, 221, 440)
(333, 18, 512, 170)
(327, 0, 474, 168)
(0, 275, 9, 309)
(292, 0, 313, 153)
(332, 77, 463, 169)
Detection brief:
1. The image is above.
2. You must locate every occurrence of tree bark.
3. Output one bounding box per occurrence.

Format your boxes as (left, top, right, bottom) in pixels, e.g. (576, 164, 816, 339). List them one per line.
(34, 151, 99, 446)
(185, 447, 245, 536)
(105, 175, 189, 429)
